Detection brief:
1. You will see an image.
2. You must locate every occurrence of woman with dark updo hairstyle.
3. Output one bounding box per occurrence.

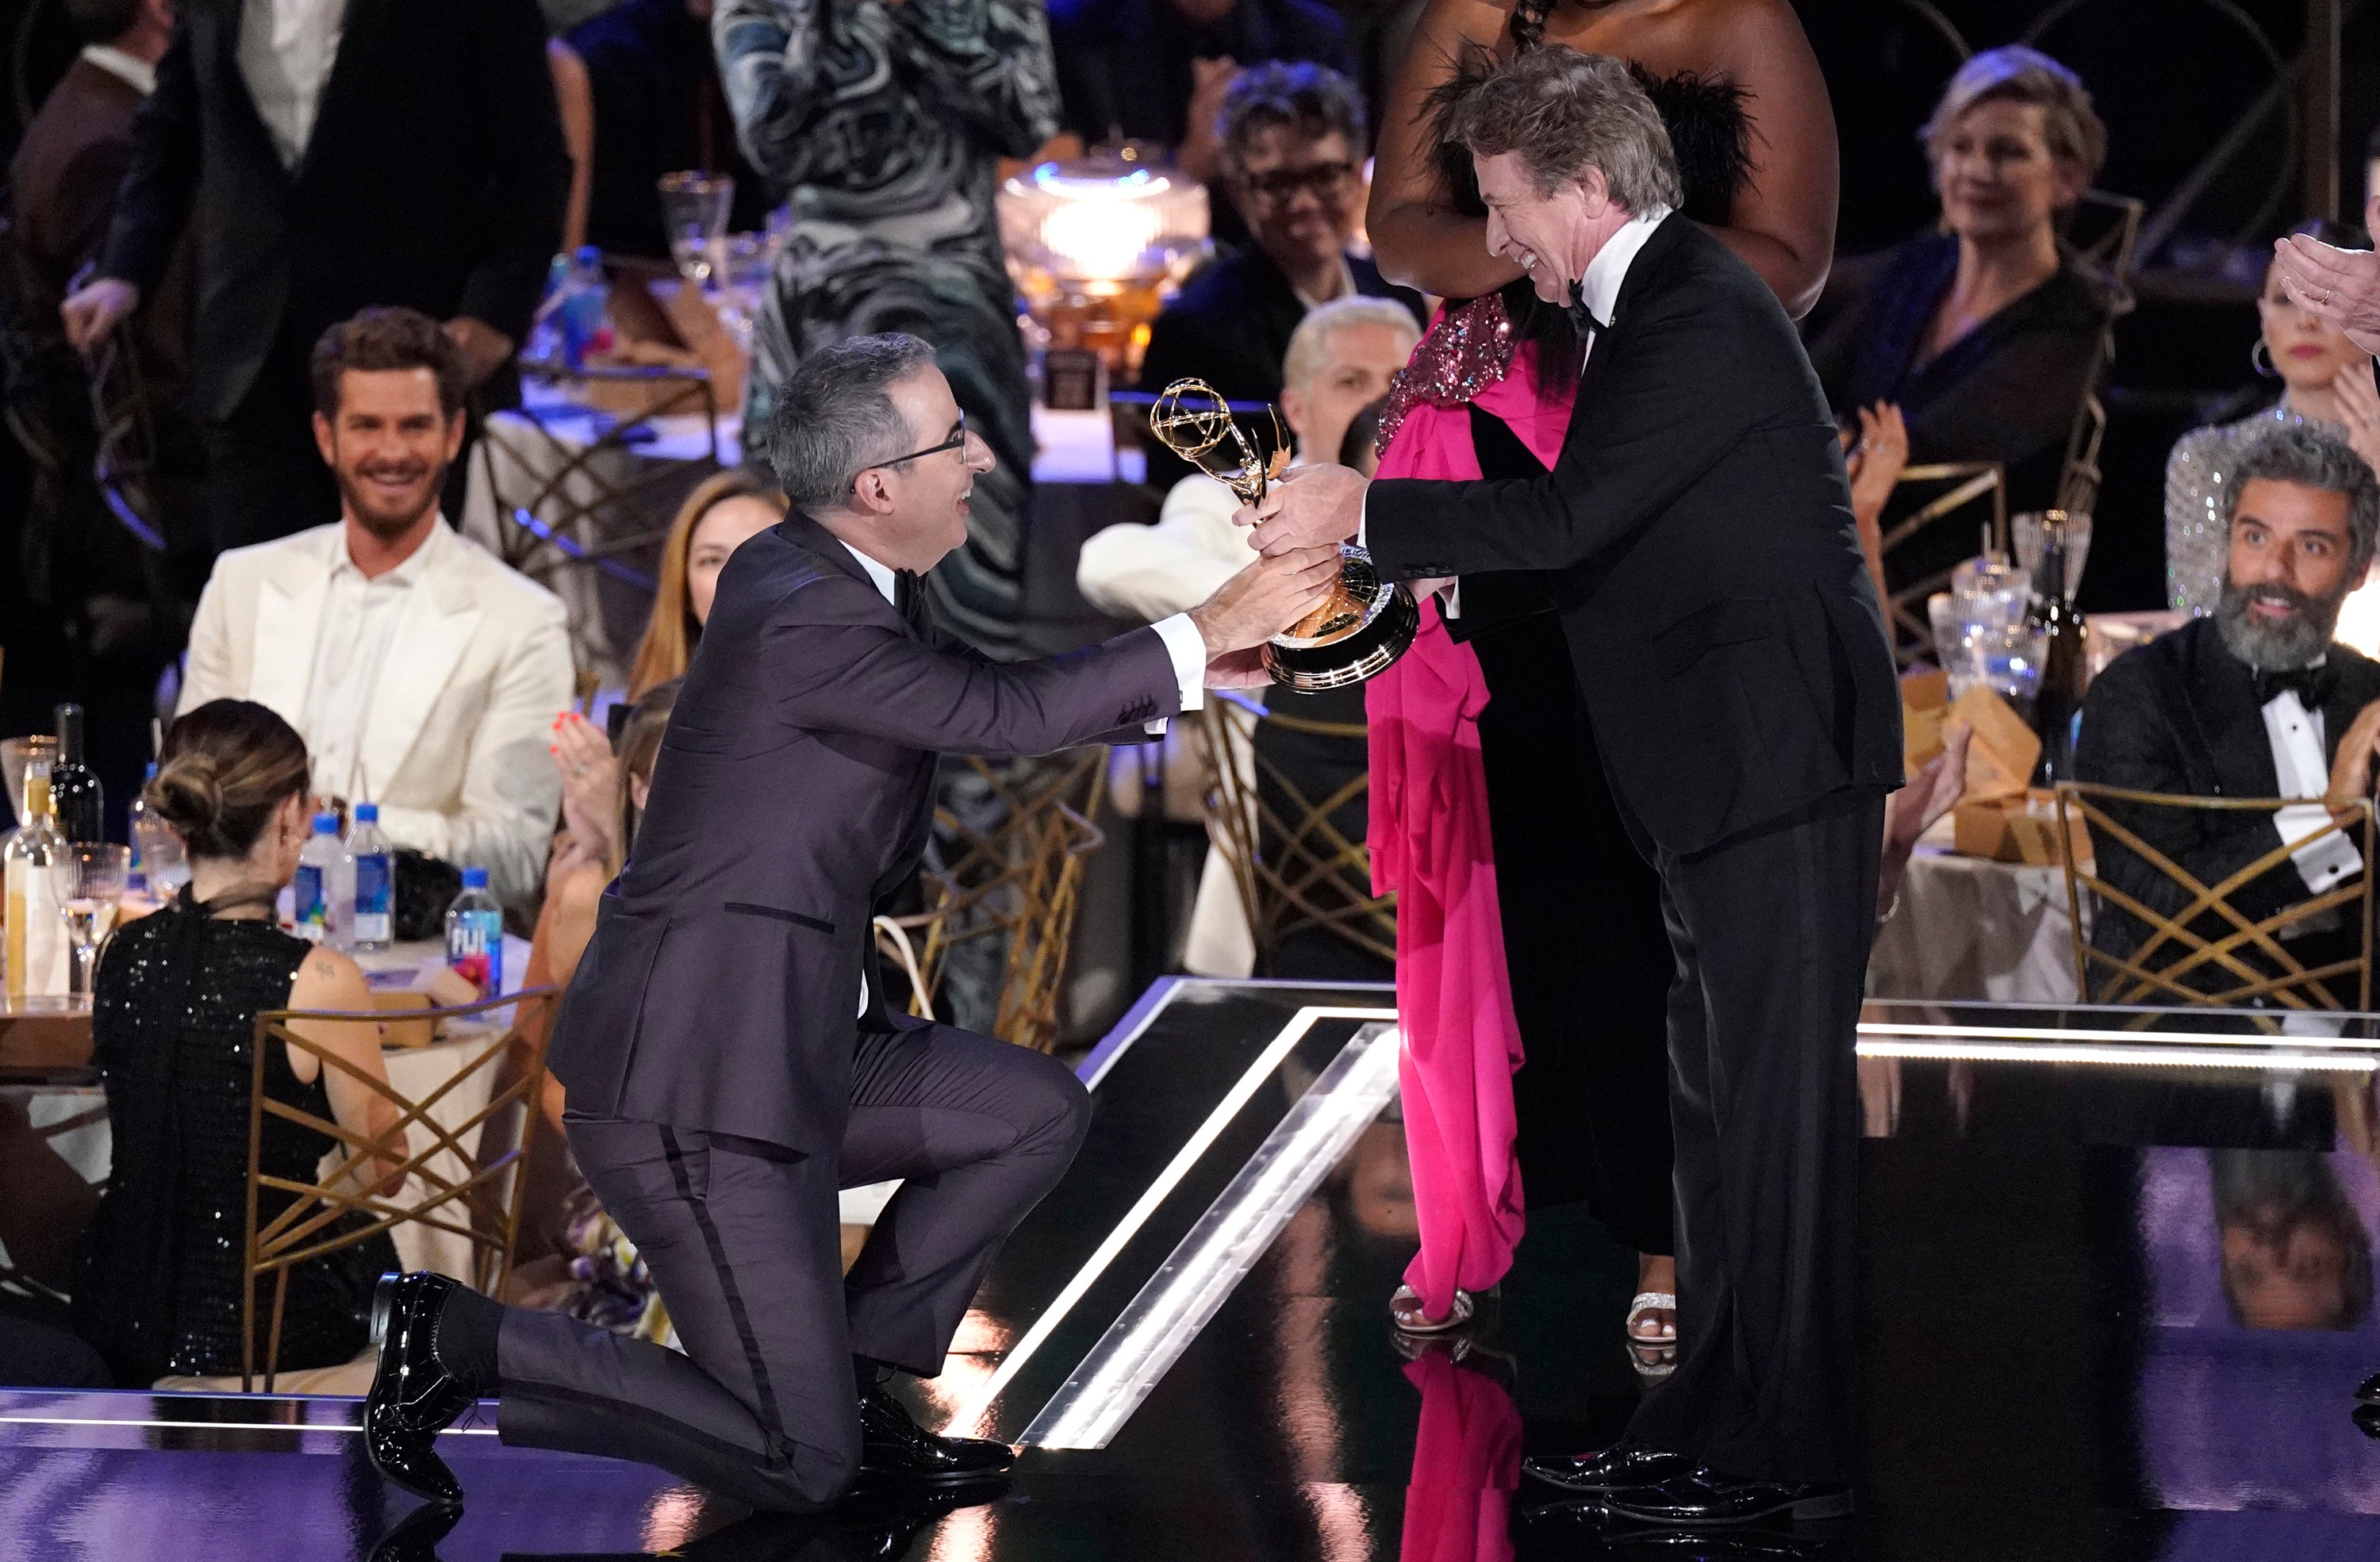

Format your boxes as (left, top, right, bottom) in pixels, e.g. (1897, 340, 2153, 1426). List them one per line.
(74, 700, 409, 1388)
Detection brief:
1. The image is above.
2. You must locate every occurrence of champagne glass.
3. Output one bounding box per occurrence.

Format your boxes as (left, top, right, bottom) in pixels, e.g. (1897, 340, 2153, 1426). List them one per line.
(658, 171, 735, 291)
(52, 843, 130, 1002)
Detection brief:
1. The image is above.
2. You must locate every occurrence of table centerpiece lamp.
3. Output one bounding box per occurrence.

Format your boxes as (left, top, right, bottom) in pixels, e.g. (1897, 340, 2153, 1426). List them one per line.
(996, 155, 1207, 396)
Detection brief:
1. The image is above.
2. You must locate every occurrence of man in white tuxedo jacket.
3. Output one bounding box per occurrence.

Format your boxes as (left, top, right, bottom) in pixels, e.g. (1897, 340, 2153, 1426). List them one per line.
(179, 307, 572, 907)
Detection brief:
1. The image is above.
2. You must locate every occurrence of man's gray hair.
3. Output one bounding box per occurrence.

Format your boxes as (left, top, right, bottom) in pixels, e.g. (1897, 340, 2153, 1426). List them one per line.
(765, 332, 939, 513)
(1440, 46, 1680, 213)
(2226, 423, 2380, 570)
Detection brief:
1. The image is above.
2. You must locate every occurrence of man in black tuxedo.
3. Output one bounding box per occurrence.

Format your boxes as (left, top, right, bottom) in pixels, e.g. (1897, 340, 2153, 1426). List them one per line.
(359, 332, 1338, 1514)
(60, 0, 569, 551)
(2076, 424, 2380, 1005)
(1248, 48, 1900, 1525)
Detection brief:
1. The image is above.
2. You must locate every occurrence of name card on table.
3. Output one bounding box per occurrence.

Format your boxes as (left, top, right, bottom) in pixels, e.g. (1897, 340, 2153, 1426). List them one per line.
(1902, 670, 2041, 803)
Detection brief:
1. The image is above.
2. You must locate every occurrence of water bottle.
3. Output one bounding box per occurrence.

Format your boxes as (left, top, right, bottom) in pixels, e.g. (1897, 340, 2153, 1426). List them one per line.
(125, 762, 159, 892)
(555, 246, 614, 372)
(346, 802, 393, 951)
(293, 812, 342, 945)
(444, 866, 503, 1000)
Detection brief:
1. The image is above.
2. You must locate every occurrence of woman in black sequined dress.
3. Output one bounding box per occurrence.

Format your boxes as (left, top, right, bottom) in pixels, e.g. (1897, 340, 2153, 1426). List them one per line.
(75, 701, 409, 1387)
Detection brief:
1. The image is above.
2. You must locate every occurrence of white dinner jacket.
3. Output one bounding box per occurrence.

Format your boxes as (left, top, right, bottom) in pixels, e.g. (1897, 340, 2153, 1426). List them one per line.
(178, 520, 574, 906)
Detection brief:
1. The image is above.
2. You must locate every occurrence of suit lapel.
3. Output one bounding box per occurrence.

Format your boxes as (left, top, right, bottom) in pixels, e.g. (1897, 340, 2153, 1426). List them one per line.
(785, 512, 914, 639)
(1568, 212, 1691, 416)
(2182, 620, 2282, 797)
(247, 539, 330, 725)
(357, 538, 479, 799)
(293, 0, 369, 190)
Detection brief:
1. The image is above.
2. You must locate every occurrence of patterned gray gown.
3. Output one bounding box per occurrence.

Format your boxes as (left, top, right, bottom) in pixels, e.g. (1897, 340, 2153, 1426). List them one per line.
(717, 0, 1056, 656)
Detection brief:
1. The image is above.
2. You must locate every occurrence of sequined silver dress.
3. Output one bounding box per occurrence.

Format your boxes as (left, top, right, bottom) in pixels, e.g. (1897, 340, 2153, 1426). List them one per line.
(2164, 400, 2345, 615)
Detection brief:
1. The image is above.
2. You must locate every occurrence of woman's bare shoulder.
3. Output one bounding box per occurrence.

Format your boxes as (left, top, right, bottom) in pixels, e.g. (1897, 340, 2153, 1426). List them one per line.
(289, 946, 370, 1011)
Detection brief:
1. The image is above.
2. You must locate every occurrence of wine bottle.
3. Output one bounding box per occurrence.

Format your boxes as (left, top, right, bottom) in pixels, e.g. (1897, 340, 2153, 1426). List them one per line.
(2030, 523, 2090, 785)
(51, 704, 105, 844)
(4, 758, 69, 1000)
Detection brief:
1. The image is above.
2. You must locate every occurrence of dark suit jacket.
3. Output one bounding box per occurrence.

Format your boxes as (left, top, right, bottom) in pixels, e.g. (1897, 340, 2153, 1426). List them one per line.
(548, 512, 1184, 1153)
(1135, 246, 1424, 490)
(97, 0, 569, 422)
(1365, 214, 1903, 858)
(2073, 616, 2380, 997)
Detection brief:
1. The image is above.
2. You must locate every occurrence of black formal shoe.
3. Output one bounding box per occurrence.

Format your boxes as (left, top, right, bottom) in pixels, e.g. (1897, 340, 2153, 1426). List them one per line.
(835, 1475, 1011, 1559)
(368, 1499, 463, 1562)
(2355, 1369, 2380, 1407)
(364, 1272, 482, 1505)
(1596, 1465, 1852, 1527)
(856, 1379, 1014, 1483)
(1524, 1438, 1695, 1494)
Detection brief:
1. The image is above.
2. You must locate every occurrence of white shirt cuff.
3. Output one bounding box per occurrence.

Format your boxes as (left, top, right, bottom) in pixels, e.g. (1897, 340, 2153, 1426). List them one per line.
(2275, 803, 2363, 893)
(1146, 612, 1208, 734)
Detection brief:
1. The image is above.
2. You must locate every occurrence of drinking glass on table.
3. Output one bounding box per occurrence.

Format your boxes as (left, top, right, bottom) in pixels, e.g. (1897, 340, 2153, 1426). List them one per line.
(659, 171, 735, 290)
(52, 842, 130, 1000)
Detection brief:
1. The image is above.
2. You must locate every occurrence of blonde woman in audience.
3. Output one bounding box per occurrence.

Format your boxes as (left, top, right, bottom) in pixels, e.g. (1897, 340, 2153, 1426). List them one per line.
(76, 700, 408, 1390)
(622, 466, 790, 700)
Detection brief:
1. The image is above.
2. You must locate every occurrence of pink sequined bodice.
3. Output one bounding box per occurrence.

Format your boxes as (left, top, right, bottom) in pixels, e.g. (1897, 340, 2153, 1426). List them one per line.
(1376, 294, 1518, 451)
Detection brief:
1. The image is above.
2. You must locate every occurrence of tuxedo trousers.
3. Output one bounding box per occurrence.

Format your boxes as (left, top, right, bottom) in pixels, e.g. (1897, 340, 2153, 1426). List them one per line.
(1621, 786, 1883, 1487)
(492, 1020, 1089, 1511)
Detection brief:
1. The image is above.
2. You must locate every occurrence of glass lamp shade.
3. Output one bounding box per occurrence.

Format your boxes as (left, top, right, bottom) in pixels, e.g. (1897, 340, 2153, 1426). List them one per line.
(999, 157, 1209, 379)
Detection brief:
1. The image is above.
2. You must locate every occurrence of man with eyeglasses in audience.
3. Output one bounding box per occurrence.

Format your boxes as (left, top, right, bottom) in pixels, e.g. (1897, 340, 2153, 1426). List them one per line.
(1135, 61, 1424, 490)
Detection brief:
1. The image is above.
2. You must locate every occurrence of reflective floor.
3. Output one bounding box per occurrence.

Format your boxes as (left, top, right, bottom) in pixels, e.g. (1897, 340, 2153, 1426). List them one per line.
(12, 985, 2380, 1560)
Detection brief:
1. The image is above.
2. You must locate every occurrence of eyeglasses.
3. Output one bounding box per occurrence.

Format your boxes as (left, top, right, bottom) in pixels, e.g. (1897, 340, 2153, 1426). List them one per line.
(1238, 160, 1357, 204)
(856, 413, 970, 489)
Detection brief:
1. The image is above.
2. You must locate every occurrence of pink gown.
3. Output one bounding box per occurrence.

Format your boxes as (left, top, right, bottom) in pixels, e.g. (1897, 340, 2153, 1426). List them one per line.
(1367, 298, 1576, 1321)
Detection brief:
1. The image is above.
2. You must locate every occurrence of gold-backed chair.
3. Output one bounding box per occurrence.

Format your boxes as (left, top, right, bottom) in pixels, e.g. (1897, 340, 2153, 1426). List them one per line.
(2055, 783, 2373, 1012)
(1198, 692, 1393, 969)
(1879, 460, 2006, 667)
(873, 752, 1107, 1053)
(240, 988, 559, 1390)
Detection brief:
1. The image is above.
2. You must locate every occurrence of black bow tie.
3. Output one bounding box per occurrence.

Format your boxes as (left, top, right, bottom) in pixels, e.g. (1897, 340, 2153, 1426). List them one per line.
(1565, 279, 1610, 343)
(893, 569, 927, 632)
(2255, 662, 2335, 710)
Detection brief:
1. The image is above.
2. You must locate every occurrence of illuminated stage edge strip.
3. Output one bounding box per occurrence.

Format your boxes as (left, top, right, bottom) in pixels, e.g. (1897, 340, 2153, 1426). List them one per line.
(947, 1004, 1395, 1435)
(1023, 1023, 1403, 1449)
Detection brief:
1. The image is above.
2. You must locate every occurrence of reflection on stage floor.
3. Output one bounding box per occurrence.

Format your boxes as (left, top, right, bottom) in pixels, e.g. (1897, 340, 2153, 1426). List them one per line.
(10, 987, 2380, 1559)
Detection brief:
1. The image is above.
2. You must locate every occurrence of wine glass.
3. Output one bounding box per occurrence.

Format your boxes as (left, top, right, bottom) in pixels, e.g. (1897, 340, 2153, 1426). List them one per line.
(135, 814, 190, 904)
(658, 171, 735, 291)
(52, 843, 131, 1002)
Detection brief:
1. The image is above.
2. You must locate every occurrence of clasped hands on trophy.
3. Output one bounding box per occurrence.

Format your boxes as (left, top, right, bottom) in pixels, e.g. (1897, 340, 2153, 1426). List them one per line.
(1154, 379, 1419, 691)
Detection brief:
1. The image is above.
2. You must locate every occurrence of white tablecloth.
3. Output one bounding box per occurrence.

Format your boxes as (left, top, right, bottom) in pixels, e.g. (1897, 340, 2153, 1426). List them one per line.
(1868, 840, 2083, 1004)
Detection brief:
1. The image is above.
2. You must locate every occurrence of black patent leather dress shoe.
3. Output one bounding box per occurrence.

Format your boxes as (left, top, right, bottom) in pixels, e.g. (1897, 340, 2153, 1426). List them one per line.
(857, 1379, 1014, 1482)
(1595, 1465, 1852, 1526)
(835, 1475, 1011, 1558)
(2355, 1369, 2380, 1407)
(1523, 1437, 1695, 1493)
(364, 1272, 482, 1505)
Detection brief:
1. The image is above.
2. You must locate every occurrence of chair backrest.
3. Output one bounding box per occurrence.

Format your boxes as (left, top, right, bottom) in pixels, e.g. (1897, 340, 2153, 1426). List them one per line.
(1198, 692, 1394, 968)
(2055, 783, 2374, 1012)
(1879, 460, 2006, 667)
(875, 752, 1107, 1053)
(240, 986, 559, 1391)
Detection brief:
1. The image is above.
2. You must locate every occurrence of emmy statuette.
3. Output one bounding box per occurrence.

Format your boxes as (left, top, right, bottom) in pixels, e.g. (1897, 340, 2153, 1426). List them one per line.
(1146, 378, 1418, 692)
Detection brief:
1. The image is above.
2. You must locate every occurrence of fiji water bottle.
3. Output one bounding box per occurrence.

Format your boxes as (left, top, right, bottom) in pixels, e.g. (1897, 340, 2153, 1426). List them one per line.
(444, 867, 503, 999)
(293, 812, 342, 945)
(346, 803, 393, 951)
(125, 762, 159, 892)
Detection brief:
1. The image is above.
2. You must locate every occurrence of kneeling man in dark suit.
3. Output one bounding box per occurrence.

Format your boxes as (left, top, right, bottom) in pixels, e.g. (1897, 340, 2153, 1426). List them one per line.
(362, 333, 1341, 1514)
(2076, 424, 2380, 1004)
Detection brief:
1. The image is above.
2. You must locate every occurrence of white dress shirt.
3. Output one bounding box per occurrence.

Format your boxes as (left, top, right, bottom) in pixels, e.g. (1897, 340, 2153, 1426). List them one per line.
(302, 521, 447, 804)
(238, 0, 346, 169)
(2262, 680, 2364, 893)
(1362, 203, 1675, 593)
(839, 538, 1207, 1014)
(79, 44, 156, 96)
